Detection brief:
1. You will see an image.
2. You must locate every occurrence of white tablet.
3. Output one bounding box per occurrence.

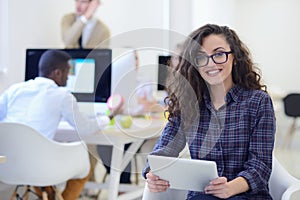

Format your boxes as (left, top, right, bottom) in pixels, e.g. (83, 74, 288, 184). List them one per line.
(147, 155, 218, 192)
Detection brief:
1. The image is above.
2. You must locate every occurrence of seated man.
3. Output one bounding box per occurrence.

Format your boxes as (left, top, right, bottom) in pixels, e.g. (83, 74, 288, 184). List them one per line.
(0, 50, 121, 200)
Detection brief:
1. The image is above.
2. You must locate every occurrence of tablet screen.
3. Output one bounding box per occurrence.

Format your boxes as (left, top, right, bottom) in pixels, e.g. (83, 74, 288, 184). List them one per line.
(148, 155, 218, 192)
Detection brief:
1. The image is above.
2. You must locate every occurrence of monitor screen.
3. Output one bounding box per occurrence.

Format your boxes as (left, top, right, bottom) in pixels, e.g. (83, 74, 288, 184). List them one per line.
(68, 58, 95, 93)
(25, 49, 112, 102)
(157, 55, 171, 91)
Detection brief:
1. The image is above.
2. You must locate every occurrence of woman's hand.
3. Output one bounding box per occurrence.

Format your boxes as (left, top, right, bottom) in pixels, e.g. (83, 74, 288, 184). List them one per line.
(146, 171, 170, 193)
(108, 97, 124, 120)
(137, 93, 164, 113)
(204, 177, 232, 199)
(204, 176, 249, 199)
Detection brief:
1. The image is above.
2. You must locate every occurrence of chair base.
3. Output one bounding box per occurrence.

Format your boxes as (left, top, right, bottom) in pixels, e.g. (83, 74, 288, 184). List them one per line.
(10, 185, 64, 200)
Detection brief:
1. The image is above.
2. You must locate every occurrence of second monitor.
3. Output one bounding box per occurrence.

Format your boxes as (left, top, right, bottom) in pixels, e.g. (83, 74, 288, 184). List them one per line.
(157, 55, 171, 91)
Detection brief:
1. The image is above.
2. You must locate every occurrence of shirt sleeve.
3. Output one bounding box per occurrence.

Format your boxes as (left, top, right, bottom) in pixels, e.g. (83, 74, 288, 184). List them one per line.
(142, 117, 186, 178)
(0, 91, 8, 121)
(238, 93, 276, 194)
(60, 92, 107, 136)
(61, 13, 84, 48)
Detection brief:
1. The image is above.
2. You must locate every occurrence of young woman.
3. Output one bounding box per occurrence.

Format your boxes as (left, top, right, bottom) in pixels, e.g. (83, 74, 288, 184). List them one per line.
(143, 24, 276, 200)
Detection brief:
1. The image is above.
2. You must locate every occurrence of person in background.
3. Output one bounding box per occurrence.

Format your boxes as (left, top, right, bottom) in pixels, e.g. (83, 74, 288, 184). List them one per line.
(0, 50, 121, 200)
(96, 48, 165, 191)
(61, 0, 111, 192)
(96, 50, 144, 189)
(134, 49, 165, 115)
(170, 42, 184, 69)
(61, 0, 110, 49)
(143, 24, 276, 199)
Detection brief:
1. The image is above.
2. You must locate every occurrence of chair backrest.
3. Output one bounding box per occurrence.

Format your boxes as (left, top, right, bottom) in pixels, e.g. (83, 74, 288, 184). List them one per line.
(0, 122, 90, 186)
(283, 93, 300, 117)
(268, 157, 299, 200)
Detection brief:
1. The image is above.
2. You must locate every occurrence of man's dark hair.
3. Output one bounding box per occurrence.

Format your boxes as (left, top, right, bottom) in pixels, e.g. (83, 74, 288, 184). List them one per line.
(38, 50, 71, 77)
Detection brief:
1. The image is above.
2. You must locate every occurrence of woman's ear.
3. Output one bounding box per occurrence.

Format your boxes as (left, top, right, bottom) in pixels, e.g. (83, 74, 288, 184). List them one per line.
(233, 59, 237, 66)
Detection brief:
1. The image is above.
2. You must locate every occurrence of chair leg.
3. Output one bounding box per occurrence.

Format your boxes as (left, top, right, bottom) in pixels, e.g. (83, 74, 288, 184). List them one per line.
(52, 186, 64, 200)
(10, 185, 21, 200)
(10, 191, 17, 200)
(41, 187, 49, 200)
(281, 118, 297, 149)
(96, 172, 108, 199)
(42, 192, 48, 200)
(23, 185, 31, 200)
(134, 154, 139, 185)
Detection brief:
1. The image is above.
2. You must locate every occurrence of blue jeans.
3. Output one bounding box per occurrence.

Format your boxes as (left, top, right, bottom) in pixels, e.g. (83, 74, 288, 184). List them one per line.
(190, 194, 248, 200)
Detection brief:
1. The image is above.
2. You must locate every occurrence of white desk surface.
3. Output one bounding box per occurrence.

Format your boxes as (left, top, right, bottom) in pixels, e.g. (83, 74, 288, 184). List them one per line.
(56, 117, 165, 143)
(0, 156, 6, 163)
(56, 117, 166, 200)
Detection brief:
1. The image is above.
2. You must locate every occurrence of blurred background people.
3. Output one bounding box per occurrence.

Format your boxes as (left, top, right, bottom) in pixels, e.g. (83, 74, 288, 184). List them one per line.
(170, 42, 184, 69)
(0, 50, 122, 200)
(61, 0, 110, 49)
(61, 1, 111, 194)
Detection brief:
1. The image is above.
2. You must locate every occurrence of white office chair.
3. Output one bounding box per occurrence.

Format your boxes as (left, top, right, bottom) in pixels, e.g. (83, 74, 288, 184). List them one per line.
(281, 93, 300, 149)
(270, 157, 300, 200)
(0, 122, 90, 200)
(142, 157, 300, 200)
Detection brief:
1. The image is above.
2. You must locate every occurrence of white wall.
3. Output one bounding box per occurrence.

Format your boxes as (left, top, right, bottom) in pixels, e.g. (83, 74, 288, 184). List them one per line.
(1, 0, 300, 96)
(0, 0, 72, 90)
(234, 0, 300, 94)
(0, 0, 9, 76)
(192, 0, 236, 30)
(0, 0, 167, 92)
(192, 0, 300, 95)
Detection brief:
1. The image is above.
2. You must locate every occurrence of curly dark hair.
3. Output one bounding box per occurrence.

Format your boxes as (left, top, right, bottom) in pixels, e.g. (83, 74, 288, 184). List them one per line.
(165, 24, 266, 123)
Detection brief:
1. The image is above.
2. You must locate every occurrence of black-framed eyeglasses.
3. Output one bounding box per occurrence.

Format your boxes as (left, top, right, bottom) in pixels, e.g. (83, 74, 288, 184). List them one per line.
(194, 51, 232, 67)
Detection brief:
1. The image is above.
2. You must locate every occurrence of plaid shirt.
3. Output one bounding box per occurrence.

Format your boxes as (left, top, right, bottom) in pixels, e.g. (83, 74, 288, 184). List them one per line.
(143, 85, 276, 199)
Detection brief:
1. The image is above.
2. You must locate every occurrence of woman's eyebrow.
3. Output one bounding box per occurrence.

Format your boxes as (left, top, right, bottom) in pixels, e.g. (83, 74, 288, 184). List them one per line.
(213, 47, 226, 51)
(197, 47, 226, 54)
(197, 50, 206, 54)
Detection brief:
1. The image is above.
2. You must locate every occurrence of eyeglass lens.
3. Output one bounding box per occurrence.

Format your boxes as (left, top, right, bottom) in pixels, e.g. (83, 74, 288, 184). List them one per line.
(195, 52, 230, 67)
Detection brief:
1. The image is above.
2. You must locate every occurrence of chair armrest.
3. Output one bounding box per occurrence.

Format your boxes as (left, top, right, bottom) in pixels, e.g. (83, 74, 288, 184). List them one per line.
(282, 184, 300, 200)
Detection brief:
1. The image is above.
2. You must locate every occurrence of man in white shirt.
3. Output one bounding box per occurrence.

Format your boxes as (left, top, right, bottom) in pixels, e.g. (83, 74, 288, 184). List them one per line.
(0, 50, 117, 200)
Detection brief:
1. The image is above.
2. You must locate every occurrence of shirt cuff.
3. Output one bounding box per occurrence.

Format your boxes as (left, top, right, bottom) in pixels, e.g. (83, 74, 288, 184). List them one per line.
(96, 115, 110, 128)
(142, 162, 151, 179)
(79, 15, 88, 24)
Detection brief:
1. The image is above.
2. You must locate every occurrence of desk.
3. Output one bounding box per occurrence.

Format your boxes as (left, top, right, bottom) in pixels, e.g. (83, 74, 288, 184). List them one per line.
(0, 156, 6, 163)
(56, 117, 165, 200)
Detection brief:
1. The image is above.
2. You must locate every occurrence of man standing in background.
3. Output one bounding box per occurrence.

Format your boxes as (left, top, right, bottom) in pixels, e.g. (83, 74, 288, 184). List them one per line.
(61, 0, 110, 48)
(61, 1, 111, 194)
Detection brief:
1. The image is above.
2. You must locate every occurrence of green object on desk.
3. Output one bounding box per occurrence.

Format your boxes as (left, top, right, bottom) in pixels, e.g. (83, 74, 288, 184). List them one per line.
(106, 110, 115, 125)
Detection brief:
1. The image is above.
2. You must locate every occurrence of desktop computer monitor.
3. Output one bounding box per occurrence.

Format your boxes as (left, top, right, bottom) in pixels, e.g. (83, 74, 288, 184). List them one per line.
(25, 48, 112, 103)
(157, 55, 171, 91)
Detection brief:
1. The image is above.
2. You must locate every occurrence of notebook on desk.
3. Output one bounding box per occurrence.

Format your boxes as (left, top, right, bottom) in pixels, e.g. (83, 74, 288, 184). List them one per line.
(148, 155, 218, 192)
